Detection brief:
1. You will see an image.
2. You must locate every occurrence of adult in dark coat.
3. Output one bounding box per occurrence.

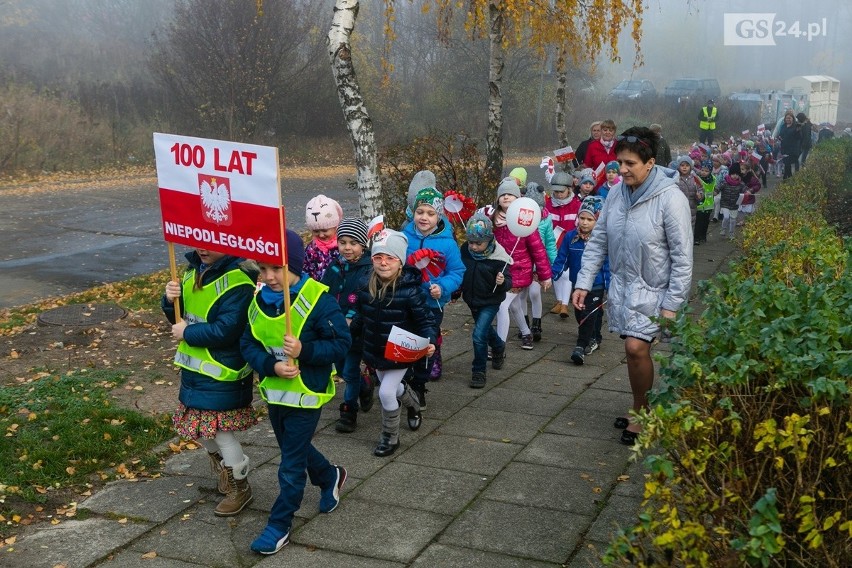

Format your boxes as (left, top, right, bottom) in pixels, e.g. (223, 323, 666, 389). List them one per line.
(777, 111, 802, 179)
(796, 112, 813, 167)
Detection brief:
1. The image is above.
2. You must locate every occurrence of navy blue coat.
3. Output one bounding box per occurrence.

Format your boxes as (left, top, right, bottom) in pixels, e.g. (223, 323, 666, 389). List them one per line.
(351, 265, 438, 370)
(320, 253, 373, 320)
(240, 276, 351, 394)
(162, 252, 257, 412)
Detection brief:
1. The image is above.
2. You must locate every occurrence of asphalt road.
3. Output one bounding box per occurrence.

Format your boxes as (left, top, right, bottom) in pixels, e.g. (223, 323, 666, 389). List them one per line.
(0, 173, 355, 309)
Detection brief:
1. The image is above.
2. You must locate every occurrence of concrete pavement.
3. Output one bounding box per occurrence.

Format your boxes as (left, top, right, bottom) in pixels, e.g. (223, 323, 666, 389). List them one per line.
(3, 227, 739, 568)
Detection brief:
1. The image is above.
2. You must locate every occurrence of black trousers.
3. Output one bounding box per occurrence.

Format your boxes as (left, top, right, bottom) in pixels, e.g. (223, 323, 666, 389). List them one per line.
(573, 288, 604, 348)
(694, 210, 712, 243)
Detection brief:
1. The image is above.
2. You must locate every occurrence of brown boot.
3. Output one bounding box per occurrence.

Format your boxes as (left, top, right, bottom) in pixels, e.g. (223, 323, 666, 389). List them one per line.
(214, 455, 253, 517)
(207, 451, 228, 495)
(559, 303, 571, 319)
(550, 301, 563, 315)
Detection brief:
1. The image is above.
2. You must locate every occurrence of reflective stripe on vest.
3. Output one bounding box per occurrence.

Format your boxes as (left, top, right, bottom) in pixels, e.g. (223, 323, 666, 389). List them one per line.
(250, 279, 335, 409)
(700, 107, 717, 130)
(174, 267, 255, 381)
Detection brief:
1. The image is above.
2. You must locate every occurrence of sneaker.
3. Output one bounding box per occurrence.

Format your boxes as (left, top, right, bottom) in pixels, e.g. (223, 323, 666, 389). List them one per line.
(571, 346, 585, 365)
(469, 371, 486, 389)
(251, 525, 290, 555)
(521, 334, 534, 350)
(319, 465, 347, 513)
(491, 349, 506, 370)
(585, 340, 599, 355)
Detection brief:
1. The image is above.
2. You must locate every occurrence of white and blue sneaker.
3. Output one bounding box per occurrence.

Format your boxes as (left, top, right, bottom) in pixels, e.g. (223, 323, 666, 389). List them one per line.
(250, 525, 289, 555)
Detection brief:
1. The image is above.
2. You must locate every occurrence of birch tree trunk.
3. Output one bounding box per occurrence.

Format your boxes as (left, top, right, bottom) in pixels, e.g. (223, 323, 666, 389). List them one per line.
(484, 2, 505, 182)
(327, 0, 382, 218)
(554, 44, 568, 150)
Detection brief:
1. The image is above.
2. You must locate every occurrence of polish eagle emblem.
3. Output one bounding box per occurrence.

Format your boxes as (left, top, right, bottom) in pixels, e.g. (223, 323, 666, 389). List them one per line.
(198, 175, 232, 225)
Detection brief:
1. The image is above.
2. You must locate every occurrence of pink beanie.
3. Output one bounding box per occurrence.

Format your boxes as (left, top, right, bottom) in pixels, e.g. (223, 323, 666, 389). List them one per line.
(305, 195, 343, 230)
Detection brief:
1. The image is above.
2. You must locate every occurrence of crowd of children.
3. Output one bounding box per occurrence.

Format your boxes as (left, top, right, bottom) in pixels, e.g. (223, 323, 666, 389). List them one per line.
(161, 117, 775, 554)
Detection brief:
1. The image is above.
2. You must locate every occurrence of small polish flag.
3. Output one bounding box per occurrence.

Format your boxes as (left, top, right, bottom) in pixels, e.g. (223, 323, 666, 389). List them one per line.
(553, 146, 575, 163)
(742, 129, 751, 137)
(384, 326, 430, 363)
(751, 151, 762, 161)
(367, 215, 384, 240)
(593, 161, 606, 187)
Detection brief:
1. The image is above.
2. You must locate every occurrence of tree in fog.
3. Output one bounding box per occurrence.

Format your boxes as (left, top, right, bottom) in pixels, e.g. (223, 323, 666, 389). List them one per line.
(150, 0, 320, 141)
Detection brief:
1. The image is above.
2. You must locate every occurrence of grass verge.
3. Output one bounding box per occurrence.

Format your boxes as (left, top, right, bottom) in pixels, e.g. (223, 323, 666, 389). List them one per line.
(0, 369, 173, 533)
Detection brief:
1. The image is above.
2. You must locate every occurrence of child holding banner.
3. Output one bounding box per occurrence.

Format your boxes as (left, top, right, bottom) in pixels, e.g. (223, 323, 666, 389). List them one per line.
(320, 218, 376, 433)
(351, 229, 437, 457)
(241, 229, 352, 555)
(303, 194, 343, 281)
(162, 248, 258, 518)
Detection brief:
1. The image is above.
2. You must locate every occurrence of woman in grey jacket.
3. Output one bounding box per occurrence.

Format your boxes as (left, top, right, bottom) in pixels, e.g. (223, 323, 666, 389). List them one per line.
(571, 126, 693, 445)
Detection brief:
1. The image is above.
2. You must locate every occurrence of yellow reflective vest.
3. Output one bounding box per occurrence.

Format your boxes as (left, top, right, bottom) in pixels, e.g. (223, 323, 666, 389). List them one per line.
(249, 279, 335, 409)
(700, 106, 717, 130)
(174, 268, 254, 381)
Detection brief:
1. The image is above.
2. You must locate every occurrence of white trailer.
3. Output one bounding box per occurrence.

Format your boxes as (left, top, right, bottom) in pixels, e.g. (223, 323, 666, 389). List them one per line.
(784, 75, 840, 125)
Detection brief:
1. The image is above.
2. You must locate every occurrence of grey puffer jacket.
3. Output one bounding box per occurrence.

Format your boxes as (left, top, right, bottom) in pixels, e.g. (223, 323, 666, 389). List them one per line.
(576, 167, 693, 341)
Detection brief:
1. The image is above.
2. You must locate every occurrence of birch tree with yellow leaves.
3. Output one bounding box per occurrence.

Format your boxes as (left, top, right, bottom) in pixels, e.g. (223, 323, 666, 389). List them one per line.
(326, 0, 645, 215)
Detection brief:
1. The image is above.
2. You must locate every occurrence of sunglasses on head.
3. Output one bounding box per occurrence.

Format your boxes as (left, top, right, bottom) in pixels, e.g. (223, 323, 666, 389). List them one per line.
(616, 135, 650, 148)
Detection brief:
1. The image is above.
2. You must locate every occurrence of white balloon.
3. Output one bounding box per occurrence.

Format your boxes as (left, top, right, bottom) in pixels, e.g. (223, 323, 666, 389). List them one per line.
(444, 194, 464, 213)
(505, 197, 541, 238)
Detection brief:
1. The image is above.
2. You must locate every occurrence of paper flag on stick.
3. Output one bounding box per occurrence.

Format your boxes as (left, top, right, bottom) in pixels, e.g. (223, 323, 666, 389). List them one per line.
(553, 146, 575, 163)
(384, 325, 430, 363)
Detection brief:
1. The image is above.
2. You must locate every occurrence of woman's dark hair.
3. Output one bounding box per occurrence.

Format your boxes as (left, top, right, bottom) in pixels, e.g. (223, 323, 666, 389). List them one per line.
(614, 126, 658, 163)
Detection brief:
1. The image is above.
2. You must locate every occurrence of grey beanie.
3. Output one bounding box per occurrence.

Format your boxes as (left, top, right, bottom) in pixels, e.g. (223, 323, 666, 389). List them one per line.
(497, 177, 521, 198)
(677, 155, 693, 167)
(525, 182, 546, 208)
(370, 229, 408, 262)
(407, 170, 437, 210)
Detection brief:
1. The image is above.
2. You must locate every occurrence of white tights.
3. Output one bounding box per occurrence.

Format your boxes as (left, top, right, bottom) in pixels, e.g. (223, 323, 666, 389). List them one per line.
(199, 431, 244, 467)
(376, 368, 408, 411)
(497, 291, 530, 341)
(554, 276, 572, 305)
(520, 282, 543, 319)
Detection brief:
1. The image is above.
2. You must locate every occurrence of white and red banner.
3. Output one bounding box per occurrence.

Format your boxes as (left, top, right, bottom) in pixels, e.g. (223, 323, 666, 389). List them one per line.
(154, 133, 284, 265)
(384, 325, 430, 363)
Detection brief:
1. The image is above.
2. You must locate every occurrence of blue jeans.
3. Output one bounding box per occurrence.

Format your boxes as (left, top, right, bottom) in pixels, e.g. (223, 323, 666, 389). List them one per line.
(470, 305, 503, 373)
(266, 404, 336, 533)
(337, 349, 363, 409)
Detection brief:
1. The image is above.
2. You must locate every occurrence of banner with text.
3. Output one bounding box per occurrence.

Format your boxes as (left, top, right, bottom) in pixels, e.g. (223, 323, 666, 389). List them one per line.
(154, 133, 284, 265)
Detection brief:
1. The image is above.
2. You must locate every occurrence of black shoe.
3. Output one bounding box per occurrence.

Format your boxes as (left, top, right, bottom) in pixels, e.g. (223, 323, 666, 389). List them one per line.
(521, 334, 534, 350)
(359, 370, 375, 412)
(374, 433, 400, 457)
(469, 372, 486, 389)
(335, 403, 357, 433)
(613, 416, 630, 429)
(620, 429, 639, 446)
(531, 318, 542, 342)
(570, 346, 585, 365)
(407, 406, 422, 431)
(491, 349, 506, 370)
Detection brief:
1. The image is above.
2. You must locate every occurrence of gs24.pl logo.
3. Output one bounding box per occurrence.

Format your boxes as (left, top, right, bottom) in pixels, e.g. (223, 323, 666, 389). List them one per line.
(724, 13, 828, 46)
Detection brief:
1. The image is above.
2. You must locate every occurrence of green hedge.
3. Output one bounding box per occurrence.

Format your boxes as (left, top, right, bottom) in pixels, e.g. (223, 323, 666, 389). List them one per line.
(605, 140, 852, 567)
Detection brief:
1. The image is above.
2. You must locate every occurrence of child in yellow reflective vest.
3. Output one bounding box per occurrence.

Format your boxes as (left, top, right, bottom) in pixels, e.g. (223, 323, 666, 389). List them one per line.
(163, 248, 257, 518)
(240, 229, 351, 556)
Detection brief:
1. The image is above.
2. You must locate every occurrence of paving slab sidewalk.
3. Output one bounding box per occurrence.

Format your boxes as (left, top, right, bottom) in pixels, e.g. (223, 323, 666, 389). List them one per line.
(4, 228, 739, 568)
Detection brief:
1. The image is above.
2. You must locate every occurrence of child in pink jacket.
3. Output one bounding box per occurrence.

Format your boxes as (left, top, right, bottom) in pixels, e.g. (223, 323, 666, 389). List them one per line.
(492, 178, 553, 352)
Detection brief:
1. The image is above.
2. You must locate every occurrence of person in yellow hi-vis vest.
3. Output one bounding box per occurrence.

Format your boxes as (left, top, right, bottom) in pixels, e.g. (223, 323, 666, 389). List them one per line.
(699, 99, 718, 145)
(241, 230, 351, 556)
(163, 248, 258, 518)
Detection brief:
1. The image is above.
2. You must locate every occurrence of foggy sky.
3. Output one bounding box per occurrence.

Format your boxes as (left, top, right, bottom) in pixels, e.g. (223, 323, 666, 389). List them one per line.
(600, 0, 851, 119)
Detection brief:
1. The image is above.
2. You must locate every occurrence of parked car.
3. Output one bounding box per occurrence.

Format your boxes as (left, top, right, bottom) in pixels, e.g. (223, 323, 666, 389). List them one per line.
(663, 78, 721, 103)
(608, 79, 657, 101)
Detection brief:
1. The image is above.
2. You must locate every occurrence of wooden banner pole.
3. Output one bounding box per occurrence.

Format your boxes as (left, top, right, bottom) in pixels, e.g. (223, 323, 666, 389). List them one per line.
(167, 242, 182, 322)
